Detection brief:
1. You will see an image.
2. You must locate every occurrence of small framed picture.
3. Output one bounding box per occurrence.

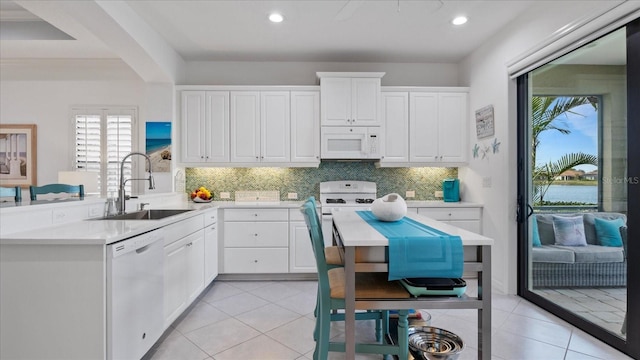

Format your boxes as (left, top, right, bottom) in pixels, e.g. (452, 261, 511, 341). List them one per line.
(475, 105, 495, 139)
(0, 124, 37, 187)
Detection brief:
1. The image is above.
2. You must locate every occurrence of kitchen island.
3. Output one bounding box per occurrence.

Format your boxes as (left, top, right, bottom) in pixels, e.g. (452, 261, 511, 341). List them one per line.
(332, 210, 493, 359)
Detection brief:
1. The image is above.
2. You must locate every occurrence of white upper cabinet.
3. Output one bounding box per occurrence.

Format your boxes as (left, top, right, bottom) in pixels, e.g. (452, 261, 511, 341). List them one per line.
(410, 92, 440, 162)
(230, 91, 262, 162)
(261, 91, 291, 162)
(379, 88, 468, 167)
(231, 91, 291, 163)
(290, 91, 320, 163)
(437, 92, 467, 163)
(318, 72, 384, 126)
(181, 91, 230, 163)
(410, 91, 468, 165)
(380, 92, 409, 163)
(180, 87, 319, 167)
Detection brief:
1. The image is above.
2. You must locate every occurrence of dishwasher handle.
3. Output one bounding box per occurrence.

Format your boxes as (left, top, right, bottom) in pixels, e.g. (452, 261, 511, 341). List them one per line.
(135, 244, 151, 254)
(110, 229, 164, 258)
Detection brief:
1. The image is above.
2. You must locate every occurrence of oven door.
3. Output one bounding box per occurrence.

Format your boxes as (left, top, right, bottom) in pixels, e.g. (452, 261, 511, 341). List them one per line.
(321, 127, 380, 159)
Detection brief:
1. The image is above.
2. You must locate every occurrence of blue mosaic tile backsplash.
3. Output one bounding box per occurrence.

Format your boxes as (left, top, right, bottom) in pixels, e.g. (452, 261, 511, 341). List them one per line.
(185, 162, 457, 201)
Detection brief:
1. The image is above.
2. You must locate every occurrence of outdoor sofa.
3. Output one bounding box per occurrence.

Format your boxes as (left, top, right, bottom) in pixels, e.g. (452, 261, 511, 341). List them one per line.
(531, 212, 627, 288)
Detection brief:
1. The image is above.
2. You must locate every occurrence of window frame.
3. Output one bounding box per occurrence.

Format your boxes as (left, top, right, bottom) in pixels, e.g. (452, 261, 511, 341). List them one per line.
(70, 106, 138, 197)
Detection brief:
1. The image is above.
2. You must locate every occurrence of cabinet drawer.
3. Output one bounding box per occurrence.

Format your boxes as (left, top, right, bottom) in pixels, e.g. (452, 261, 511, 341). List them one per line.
(164, 215, 204, 246)
(223, 248, 289, 273)
(418, 207, 481, 221)
(224, 222, 288, 247)
(224, 208, 288, 221)
(203, 209, 218, 226)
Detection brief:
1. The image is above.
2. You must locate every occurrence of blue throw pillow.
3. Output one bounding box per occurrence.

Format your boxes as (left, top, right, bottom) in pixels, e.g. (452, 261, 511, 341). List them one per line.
(531, 217, 541, 247)
(552, 215, 587, 246)
(594, 217, 625, 247)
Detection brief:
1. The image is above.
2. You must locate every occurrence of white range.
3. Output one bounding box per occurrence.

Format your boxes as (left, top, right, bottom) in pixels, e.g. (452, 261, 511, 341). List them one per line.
(319, 180, 377, 246)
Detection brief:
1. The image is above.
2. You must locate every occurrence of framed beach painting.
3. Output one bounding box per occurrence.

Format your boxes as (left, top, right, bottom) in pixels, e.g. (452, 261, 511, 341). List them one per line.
(0, 124, 37, 187)
(145, 121, 171, 172)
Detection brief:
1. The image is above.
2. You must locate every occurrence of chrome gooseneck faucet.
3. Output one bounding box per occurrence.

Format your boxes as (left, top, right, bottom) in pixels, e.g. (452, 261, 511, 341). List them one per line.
(118, 152, 155, 214)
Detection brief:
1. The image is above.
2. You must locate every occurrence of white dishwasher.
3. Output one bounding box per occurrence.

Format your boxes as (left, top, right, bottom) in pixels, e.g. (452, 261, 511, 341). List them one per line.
(107, 228, 164, 360)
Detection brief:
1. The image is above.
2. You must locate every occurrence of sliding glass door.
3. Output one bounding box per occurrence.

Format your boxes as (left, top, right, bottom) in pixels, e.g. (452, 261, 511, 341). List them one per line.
(517, 20, 638, 358)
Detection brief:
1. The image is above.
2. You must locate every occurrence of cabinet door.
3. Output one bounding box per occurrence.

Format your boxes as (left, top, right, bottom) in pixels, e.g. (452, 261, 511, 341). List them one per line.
(186, 230, 205, 303)
(380, 92, 409, 163)
(291, 91, 320, 163)
(204, 223, 218, 285)
(230, 91, 260, 162)
(289, 221, 316, 273)
(205, 91, 230, 162)
(321, 77, 351, 125)
(261, 91, 290, 162)
(438, 92, 467, 163)
(410, 92, 439, 161)
(164, 238, 188, 326)
(351, 78, 380, 126)
(181, 91, 206, 162)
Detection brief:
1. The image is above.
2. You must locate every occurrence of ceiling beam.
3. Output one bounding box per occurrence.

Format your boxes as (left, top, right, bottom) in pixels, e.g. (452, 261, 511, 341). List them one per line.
(15, 0, 185, 83)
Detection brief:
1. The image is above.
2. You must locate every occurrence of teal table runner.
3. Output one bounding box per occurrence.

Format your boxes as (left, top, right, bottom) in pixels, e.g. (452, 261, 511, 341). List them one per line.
(356, 211, 463, 281)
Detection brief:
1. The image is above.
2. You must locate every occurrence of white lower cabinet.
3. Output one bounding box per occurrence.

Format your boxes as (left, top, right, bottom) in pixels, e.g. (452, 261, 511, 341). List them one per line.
(289, 209, 316, 273)
(186, 232, 205, 301)
(224, 248, 289, 273)
(163, 215, 206, 327)
(164, 230, 205, 326)
(222, 208, 291, 273)
(417, 207, 482, 234)
(204, 209, 219, 284)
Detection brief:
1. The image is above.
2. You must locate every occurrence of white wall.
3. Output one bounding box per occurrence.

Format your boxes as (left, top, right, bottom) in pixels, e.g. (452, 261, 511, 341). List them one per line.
(0, 80, 146, 186)
(458, 0, 629, 294)
(0, 55, 182, 194)
(185, 61, 460, 86)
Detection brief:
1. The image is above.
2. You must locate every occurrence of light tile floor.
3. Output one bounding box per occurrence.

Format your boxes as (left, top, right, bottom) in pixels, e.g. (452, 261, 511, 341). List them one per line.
(143, 279, 632, 360)
(533, 287, 626, 335)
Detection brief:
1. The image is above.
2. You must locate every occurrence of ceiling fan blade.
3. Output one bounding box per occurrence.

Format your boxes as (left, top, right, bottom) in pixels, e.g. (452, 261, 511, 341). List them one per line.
(334, 0, 366, 21)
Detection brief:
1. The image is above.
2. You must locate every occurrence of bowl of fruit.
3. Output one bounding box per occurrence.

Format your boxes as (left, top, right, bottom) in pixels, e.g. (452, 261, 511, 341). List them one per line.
(190, 187, 213, 203)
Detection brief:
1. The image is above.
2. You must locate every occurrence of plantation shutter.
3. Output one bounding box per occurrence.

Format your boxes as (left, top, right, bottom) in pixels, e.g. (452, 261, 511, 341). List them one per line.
(73, 107, 137, 197)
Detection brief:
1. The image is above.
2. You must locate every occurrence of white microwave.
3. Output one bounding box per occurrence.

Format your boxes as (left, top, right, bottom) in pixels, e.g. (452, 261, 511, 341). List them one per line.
(320, 126, 381, 159)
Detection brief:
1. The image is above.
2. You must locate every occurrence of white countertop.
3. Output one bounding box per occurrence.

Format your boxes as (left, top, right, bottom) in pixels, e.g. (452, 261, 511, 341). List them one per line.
(405, 200, 482, 208)
(332, 210, 493, 247)
(0, 201, 216, 246)
(211, 201, 305, 208)
(0, 196, 483, 246)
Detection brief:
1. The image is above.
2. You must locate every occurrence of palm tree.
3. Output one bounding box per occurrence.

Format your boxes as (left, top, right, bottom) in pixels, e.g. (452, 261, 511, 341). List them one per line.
(531, 96, 598, 205)
(533, 153, 598, 203)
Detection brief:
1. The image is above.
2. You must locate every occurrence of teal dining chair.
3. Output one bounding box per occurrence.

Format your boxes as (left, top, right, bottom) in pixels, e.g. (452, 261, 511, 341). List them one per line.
(300, 200, 410, 360)
(307, 196, 342, 267)
(29, 184, 84, 201)
(305, 197, 376, 328)
(0, 186, 22, 202)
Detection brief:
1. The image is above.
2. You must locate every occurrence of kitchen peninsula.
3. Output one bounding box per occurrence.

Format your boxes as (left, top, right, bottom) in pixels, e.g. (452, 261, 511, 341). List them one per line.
(0, 194, 217, 360)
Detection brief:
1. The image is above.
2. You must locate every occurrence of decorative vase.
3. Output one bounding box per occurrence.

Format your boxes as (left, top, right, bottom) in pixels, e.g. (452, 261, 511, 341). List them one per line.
(371, 193, 407, 222)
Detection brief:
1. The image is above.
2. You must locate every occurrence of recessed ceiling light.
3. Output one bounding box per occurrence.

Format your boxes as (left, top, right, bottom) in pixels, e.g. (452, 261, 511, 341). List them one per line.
(269, 13, 284, 23)
(452, 16, 468, 26)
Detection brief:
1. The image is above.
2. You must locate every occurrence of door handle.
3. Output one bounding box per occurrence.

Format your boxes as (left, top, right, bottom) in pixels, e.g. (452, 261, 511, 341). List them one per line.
(527, 204, 534, 218)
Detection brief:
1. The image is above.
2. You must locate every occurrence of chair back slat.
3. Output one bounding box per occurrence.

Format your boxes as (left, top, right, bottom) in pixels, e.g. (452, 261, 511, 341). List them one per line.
(29, 184, 85, 201)
(0, 186, 22, 202)
(300, 199, 331, 292)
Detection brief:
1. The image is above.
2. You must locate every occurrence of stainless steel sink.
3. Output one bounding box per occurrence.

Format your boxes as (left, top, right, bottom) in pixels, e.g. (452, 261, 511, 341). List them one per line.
(96, 209, 194, 220)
